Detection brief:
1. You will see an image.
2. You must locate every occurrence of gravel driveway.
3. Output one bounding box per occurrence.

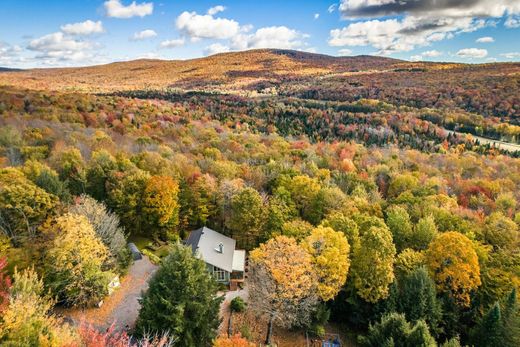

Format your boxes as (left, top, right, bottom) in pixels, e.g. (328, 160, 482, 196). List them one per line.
(61, 256, 158, 332)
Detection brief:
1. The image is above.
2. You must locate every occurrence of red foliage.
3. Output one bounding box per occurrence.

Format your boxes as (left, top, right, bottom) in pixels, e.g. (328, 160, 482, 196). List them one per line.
(77, 322, 173, 347)
(0, 257, 12, 314)
(78, 322, 130, 347)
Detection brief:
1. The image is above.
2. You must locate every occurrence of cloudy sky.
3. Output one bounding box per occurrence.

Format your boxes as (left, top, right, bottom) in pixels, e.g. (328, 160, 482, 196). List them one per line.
(1, 0, 520, 68)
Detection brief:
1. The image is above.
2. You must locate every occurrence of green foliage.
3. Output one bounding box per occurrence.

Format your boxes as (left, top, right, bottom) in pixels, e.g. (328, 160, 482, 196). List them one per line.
(0, 268, 77, 346)
(107, 168, 150, 235)
(412, 215, 438, 251)
(50, 147, 86, 195)
(280, 219, 313, 241)
(483, 212, 519, 251)
(0, 168, 58, 243)
(42, 213, 112, 307)
(359, 312, 436, 347)
(69, 195, 130, 272)
(386, 205, 413, 252)
(227, 187, 266, 250)
(135, 243, 222, 346)
(471, 302, 505, 346)
(321, 211, 360, 252)
(352, 224, 396, 303)
(396, 267, 442, 335)
(230, 297, 247, 313)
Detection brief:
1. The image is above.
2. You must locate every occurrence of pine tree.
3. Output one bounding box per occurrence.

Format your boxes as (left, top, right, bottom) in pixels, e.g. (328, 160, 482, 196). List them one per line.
(503, 288, 520, 347)
(398, 267, 442, 336)
(135, 243, 222, 346)
(472, 302, 505, 346)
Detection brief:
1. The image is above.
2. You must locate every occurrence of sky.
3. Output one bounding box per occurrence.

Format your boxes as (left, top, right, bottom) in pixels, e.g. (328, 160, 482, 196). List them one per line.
(1, 0, 520, 68)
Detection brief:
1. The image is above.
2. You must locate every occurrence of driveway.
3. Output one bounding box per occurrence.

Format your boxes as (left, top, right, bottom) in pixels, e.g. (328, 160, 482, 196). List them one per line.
(219, 285, 249, 333)
(59, 256, 158, 332)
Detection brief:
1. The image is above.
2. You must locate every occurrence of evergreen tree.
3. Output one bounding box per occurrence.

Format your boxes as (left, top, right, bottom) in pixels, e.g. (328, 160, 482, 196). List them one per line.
(135, 243, 222, 346)
(398, 267, 442, 336)
(502, 288, 520, 347)
(472, 302, 505, 347)
(359, 312, 436, 347)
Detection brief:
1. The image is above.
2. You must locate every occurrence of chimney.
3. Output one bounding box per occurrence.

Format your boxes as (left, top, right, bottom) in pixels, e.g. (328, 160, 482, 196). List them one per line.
(217, 243, 224, 253)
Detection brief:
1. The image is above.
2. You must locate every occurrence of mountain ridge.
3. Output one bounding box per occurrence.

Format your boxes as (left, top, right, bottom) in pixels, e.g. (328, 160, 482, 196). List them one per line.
(0, 48, 515, 93)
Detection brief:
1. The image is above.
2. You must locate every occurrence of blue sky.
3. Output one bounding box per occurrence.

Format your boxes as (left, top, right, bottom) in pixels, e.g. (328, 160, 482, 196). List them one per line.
(1, 0, 519, 68)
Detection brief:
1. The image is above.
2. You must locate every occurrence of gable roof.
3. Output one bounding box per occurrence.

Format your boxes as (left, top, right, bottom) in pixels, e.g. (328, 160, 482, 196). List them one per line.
(185, 226, 236, 273)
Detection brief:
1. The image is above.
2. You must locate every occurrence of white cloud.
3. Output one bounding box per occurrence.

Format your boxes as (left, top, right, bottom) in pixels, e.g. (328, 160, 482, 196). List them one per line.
(131, 29, 157, 41)
(25, 32, 105, 65)
(176, 10, 240, 40)
(329, 16, 488, 54)
(204, 43, 230, 55)
(314, 13, 320, 19)
(338, 48, 352, 55)
(476, 36, 494, 43)
(104, 0, 153, 19)
(500, 52, 520, 59)
(505, 16, 520, 28)
(410, 49, 442, 61)
(328, 4, 337, 13)
(28, 32, 93, 52)
(207, 5, 226, 16)
(422, 50, 442, 57)
(159, 38, 185, 49)
(330, 0, 519, 54)
(61, 20, 104, 36)
(456, 48, 488, 58)
(338, 0, 520, 19)
(231, 26, 306, 50)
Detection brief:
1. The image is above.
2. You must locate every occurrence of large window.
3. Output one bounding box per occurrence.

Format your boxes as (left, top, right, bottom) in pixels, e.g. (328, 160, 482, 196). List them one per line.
(213, 266, 226, 282)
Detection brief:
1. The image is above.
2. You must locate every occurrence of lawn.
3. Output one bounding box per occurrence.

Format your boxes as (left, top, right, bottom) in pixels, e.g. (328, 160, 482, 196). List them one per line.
(127, 235, 173, 263)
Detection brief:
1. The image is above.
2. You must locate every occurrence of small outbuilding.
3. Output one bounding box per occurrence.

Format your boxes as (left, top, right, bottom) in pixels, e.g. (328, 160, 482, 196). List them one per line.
(185, 226, 246, 286)
(128, 242, 142, 261)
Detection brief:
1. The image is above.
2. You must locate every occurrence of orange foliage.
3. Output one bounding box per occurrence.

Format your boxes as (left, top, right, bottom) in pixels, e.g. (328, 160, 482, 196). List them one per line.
(214, 334, 255, 347)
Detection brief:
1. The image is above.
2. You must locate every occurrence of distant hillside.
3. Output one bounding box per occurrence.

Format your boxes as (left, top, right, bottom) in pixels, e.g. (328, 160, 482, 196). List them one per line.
(0, 49, 413, 92)
(0, 67, 22, 72)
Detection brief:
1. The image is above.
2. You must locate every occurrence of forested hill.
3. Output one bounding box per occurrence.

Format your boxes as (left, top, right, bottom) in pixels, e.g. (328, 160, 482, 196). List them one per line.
(1, 49, 518, 121)
(0, 49, 403, 91)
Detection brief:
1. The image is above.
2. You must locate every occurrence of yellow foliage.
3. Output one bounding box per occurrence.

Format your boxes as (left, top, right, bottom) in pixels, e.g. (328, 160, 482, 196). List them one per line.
(426, 231, 481, 307)
(250, 236, 317, 309)
(0, 268, 78, 346)
(43, 213, 111, 307)
(302, 226, 350, 301)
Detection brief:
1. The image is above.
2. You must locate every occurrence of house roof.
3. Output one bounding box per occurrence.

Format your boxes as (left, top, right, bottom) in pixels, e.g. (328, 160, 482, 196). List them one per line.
(185, 226, 236, 273)
(232, 250, 246, 272)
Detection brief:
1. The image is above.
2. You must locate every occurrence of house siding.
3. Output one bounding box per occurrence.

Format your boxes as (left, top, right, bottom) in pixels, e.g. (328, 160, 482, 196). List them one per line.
(206, 263, 230, 284)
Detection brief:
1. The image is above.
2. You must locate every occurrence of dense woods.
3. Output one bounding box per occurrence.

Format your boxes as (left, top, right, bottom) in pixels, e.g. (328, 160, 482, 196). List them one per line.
(0, 50, 519, 346)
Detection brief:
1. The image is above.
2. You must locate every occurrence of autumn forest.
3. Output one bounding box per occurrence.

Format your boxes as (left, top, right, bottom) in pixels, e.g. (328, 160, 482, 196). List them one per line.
(0, 49, 519, 346)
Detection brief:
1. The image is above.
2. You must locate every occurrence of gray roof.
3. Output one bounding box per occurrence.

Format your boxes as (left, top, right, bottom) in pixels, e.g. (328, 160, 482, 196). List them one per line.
(185, 226, 236, 273)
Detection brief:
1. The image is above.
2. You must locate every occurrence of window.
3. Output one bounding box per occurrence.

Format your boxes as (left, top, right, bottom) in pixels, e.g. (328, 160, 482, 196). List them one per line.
(213, 266, 226, 282)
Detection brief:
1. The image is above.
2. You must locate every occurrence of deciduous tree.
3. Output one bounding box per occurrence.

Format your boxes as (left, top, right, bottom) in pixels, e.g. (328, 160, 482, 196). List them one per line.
(386, 205, 413, 252)
(302, 226, 350, 301)
(142, 175, 180, 241)
(0, 257, 11, 314)
(42, 213, 112, 307)
(69, 195, 130, 271)
(227, 187, 265, 250)
(249, 236, 318, 345)
(0, 268, 77, 345)
(352, 224, 396, 303)
(426, 232, 481, 307)
(0, 168, 58, 244)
